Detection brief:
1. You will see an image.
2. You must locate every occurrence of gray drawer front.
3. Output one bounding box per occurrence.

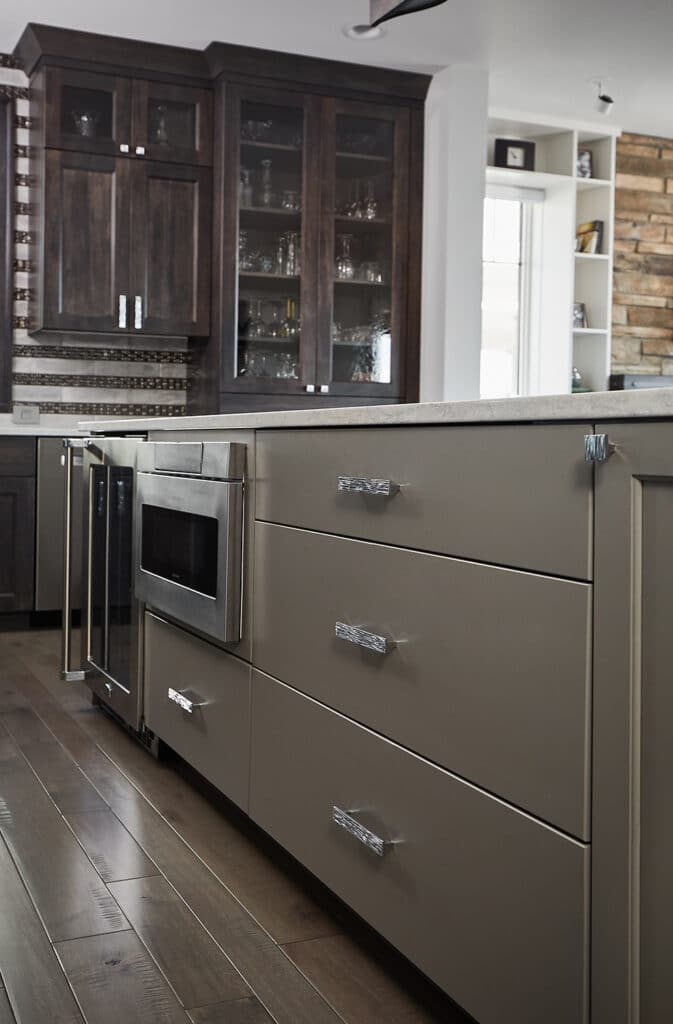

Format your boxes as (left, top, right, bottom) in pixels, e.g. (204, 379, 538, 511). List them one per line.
(250, 672, 589, 1024)
(253, 523, 591, 839)
(144, 613, 250, 811)
(255, 424, 593, 579)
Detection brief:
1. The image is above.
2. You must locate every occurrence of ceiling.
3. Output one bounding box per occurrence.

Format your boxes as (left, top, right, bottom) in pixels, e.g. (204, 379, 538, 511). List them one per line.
(2, 0, 672, 138)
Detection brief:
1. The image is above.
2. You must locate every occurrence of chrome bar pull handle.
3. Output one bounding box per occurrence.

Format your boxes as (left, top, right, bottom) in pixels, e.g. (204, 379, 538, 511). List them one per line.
(337, 475, 399, 497)
(61, 440, 87, 682)
(332, 806, 391, 857)
(168, 688, 207, 714)
(118, 294, 127, 329)
(134, 295, 142, 330)
(335, 622, 395, 656)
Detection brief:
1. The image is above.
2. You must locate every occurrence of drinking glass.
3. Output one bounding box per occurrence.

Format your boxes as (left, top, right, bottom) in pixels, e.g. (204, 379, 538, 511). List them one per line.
(280, 297, 300, 337)
(240, 168, 253, 207)
(259, 159, 274, 208)
(285, 232, 300, 276)
(265, 303, 282, 337)
(281, 190, 301, 212)
(364, 180, 378, 220)
(247, 297, 266, 338)
(335, 235, 356, 280)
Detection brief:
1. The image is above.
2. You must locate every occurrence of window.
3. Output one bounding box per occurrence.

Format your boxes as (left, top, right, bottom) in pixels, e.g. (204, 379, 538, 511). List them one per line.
(480, 193, 536, 399)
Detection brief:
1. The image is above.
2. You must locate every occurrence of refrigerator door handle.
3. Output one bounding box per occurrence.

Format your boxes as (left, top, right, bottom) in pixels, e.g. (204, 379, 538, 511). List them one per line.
(61, 439, 87, 682)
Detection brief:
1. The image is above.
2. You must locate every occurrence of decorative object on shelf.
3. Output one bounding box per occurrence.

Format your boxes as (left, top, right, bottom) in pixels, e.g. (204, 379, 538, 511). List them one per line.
(494, 138, 535, 172)
(369, 0, 449, 26)
(152, 104, 169, 145)
(71, 110, 99, 138)
(576, 149, 594, 179)
(571, 366, 589, 393)
(259, 158, 274, 208)
(284, 231, 300, 276)
(573, 302, 589, 329)
(280, 297, 301, 337)
(275, 235, 286, 275)
(281, 189, 301, 212)
(241, 119, 273, 142)
(576, 219, 604, 254)
(240, 168, 254, 207)
(335, 234, 356, 279)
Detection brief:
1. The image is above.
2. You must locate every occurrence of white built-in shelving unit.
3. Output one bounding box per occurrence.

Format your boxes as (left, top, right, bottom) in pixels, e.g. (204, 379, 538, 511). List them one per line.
(485, 112, 618, 394)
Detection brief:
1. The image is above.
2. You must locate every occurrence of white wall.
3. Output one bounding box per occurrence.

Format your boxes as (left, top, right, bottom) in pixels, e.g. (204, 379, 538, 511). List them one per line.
(419, 65, 489, 402)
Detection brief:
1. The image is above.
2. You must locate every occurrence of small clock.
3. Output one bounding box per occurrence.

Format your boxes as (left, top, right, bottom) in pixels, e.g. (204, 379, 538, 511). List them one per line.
(494, 138, 536, 172)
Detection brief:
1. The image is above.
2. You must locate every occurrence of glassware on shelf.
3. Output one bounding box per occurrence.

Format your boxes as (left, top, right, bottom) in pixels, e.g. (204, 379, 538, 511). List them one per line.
(361, 261, 383, 284)
(275, 235, 286, 275)
(239, 168, 254, 207)
(280, 297, 300, 337)
(241, 119, 273, 142)
(364, 180, 378, 220)
(71, 110, 100, 138)
(238, 230, 252, 270)
(153, 104, 169, 145)
(285, 232, 300, 276)
(281, 190, 301, 212)
(259, 254, 274, 274)
(259, 159, 275, 208)
(277, 352, 299, 379)
(265, 303, 282, 337)
(247, 297, 266, 339)
(335, 234, 356, 280)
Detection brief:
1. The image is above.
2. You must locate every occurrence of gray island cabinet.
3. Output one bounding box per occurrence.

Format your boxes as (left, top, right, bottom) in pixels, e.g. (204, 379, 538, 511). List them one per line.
(84, 389, 673, 1024)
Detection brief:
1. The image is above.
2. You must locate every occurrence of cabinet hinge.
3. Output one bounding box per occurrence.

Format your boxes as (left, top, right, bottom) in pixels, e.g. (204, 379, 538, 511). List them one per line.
(584, 433, 614, 463)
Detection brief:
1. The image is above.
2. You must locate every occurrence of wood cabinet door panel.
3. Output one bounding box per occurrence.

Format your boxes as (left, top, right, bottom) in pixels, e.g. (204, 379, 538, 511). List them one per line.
(130, 160, 211, 336)
(43, 151, 131, 333)
(132, 80, 213, 165)
(43, 67, 132, 156)
(0, 476, 35, 612)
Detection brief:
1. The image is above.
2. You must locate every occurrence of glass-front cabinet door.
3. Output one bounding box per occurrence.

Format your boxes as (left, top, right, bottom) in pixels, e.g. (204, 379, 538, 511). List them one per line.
(221, 86, 318, 396)
(318, 100, 410, 399)
(44, 67, 132, 156)
(132, 80, 213, 165)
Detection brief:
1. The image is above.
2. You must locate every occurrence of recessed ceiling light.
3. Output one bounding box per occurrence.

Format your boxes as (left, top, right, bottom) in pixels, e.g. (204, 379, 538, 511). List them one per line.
(343, 23, 385, 40)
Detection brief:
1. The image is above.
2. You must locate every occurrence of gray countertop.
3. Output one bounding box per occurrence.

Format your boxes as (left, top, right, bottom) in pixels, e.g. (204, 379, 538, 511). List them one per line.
(80, 388, 673, 434)
(0, 414, 94, 436)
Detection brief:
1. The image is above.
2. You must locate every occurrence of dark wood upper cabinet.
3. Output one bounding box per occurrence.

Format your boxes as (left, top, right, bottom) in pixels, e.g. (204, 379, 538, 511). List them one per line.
(41, 67, 133, 157)
(130, 161, 211, 336)
(40, 150, 131, 334)
(132, 81, 212, 165)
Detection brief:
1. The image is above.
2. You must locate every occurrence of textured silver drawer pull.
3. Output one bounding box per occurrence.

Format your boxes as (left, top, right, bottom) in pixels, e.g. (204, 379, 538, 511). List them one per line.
(584, 433, 614, 463)
(335, 622, 395, 655)
(167, 688, 207, 714)
(337, 476, 400, 497)
(332, 806, 390, 857)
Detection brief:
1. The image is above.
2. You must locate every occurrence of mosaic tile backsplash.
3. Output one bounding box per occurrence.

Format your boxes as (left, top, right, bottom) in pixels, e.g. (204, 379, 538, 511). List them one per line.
(2, 57, 188, 418)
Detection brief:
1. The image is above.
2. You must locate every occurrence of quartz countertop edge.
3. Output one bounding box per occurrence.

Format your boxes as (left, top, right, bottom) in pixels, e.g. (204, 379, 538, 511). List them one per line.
(78, 388, 673, 434)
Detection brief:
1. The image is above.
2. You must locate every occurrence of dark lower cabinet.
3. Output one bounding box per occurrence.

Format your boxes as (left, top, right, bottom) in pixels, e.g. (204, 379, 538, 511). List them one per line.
(0, 477, 35, 613)
(131, 161, 211, 336)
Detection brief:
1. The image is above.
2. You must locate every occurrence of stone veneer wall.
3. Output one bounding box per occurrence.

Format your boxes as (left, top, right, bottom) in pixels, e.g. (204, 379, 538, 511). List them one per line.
(1, 55, 188, 416)
(612, 131, 673, 376)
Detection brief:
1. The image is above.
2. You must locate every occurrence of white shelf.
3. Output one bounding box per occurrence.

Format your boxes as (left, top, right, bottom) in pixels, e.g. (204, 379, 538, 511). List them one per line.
(486, 165, 573, 190)
(573, 328, 608, 335)
(575, 252, 610, 262)
(576, 176, 612, 192)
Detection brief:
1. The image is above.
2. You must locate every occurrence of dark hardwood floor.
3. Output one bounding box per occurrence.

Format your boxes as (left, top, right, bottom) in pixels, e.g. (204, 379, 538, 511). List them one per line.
(0, 629, 471, 1024)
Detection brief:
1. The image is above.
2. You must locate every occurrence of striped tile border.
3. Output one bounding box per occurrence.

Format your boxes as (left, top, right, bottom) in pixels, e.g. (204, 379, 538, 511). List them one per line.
(13, 372, 190, 390)
(12, 343, 190, 364)
(13, 401, 187, 416)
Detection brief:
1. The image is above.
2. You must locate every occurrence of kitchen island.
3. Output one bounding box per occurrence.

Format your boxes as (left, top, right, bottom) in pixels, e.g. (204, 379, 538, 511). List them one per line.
(79, 389, 673, 1024)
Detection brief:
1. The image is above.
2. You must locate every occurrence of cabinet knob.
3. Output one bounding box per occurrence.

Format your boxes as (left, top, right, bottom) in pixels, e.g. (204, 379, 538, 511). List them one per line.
(305, 384, 316, 394)
(119, 144, 130, 154)
(134, 296, 143, 330)
(135, 145, 146, 157)
(319, 385, 330, 394)
(118, 294, 128, 330)
(584, 433, 615, 463)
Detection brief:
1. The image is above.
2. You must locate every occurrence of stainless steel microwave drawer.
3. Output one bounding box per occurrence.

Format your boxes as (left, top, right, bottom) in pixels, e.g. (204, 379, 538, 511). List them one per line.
(144, 613, 251, 812)
(250, 672, 589, 1024)
(255, 424, 593, 580)
(253, 522, 591, 839)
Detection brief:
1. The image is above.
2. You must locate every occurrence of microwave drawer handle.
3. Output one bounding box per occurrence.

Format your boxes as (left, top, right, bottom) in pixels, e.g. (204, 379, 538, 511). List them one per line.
(335, 622, 395, 656)
(332, 806, 391, 857)
(168, 688, 207, 714)
(337, 475, 399, 498)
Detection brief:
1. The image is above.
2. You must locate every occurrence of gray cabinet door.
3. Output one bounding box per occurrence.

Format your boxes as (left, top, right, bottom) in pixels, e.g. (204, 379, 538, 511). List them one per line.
(35, 438, 82, 611)
(253, 521, 592, 838)
(255, 424, 594, 579)
(250, 670, 590, 1024)
(593, 422, 673, 1024)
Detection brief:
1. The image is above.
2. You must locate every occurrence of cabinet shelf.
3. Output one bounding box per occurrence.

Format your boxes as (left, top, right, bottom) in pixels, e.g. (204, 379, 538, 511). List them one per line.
(238, 335, 299, 344)
(573, 328, 608, 335)
(336, 151, 390, 163)
(239, 271, 300, 281)
(334, 215, 391, 227)
(575, 252, 609, 261)
(334, 278, 389, 288)
(576, 177, 612, 192)
(240, 140, 301, 153)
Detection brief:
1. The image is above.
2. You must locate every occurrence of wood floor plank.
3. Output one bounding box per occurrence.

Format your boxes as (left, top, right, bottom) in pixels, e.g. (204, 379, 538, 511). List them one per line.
(0, 836, 83, 1024)
(109, 875, 251, 1009)
(188, 998, 273, 1023)
(4, 731, 109, 814)
(0, 762, 129, 942)
(56, 931, 188, 1024)
(283, 934, 462, 1024)
(0, 989, 16, 1024)
(66, 809, 159, 883)
(71, 703, 339, 945)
